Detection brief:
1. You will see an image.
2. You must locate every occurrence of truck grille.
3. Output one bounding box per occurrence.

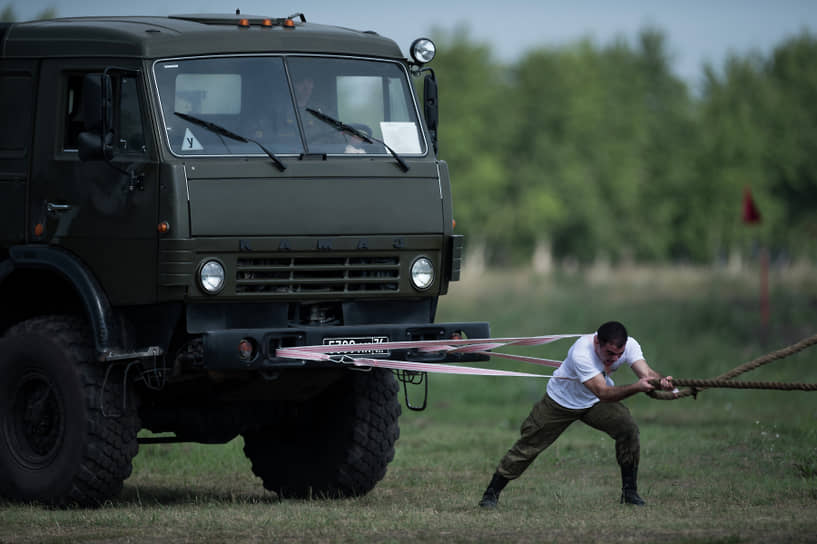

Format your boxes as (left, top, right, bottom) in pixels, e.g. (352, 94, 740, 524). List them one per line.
(235, 256, 400, 294)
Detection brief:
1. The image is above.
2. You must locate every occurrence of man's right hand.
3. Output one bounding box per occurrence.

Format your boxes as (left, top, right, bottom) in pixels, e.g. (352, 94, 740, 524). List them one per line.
(635, 376, 656, 393)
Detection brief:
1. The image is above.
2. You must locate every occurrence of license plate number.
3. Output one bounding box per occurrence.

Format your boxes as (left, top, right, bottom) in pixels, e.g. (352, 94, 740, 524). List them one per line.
(323, 336, 390, 356)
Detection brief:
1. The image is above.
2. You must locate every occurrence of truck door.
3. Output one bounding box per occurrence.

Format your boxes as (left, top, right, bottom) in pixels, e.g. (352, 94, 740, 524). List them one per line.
(30, 60, 159, 305)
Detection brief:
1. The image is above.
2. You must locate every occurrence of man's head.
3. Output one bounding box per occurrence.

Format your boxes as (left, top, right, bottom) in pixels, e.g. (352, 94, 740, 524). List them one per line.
(294, 77, 314, 106)
(594, 321, 628, 366)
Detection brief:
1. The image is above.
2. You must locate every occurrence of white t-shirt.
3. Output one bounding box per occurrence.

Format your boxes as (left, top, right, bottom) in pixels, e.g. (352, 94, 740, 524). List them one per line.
(546, 333, 645, 409)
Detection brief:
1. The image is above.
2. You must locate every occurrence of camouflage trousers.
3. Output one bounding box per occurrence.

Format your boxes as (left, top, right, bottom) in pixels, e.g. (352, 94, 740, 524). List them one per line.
(496, 393, 640, 480)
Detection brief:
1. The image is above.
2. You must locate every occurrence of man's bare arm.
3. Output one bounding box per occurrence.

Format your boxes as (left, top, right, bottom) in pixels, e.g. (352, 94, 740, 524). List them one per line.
(583, 360, 675, 402)
(582, 372, 655, 402)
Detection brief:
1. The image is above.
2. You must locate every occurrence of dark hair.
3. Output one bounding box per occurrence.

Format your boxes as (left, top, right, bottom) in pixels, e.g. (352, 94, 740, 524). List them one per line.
(597, 321, 628, 348)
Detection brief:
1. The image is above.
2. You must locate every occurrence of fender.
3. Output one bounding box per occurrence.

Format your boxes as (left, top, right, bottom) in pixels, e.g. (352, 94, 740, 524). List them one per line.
(7, 245, 120, 358)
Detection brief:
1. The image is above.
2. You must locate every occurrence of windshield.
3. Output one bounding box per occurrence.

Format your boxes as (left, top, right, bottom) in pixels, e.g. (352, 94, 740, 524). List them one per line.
(153, 56, 426, 157)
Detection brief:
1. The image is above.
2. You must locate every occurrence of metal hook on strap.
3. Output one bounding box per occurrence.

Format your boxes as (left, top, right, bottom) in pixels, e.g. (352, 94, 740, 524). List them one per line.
(328, 354, 357, 364)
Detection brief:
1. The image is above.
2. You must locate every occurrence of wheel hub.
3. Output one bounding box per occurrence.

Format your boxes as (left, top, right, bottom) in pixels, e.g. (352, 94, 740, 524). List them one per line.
(9, 372, 64, 467)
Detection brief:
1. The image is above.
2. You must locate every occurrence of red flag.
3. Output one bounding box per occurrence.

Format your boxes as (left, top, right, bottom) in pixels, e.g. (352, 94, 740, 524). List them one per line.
(742, 187, 761, 224)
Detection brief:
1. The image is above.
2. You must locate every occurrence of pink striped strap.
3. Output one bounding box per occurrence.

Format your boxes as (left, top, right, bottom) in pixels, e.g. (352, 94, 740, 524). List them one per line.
(275, 334, 583, 378)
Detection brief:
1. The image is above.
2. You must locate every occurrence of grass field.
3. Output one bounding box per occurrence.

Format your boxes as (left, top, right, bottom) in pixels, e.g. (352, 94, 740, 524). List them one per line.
(2, 266, 817, 543)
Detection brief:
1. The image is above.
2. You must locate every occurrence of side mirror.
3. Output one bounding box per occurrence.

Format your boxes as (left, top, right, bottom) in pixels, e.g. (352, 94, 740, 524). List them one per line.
(423, 72, 438, 154)
(77, 73, 113, 161)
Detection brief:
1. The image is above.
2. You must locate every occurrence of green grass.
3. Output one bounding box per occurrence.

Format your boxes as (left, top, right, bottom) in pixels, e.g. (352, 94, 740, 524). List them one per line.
(1, 267, 817, 543)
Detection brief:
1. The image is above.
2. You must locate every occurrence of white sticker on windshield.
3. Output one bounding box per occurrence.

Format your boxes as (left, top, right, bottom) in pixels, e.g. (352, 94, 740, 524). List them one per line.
(182, 127, 203, 151)
(380, 122, 422, 154)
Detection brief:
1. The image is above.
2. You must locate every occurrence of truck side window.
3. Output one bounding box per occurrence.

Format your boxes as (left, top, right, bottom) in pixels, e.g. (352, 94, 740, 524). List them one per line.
(62, 73, 147, 154)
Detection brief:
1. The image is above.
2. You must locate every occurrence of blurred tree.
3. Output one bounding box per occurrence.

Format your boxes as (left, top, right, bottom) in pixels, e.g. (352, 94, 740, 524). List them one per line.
(696, 54, 772, 261)
(503, 28, 696, 264)
(631, 29, 699, 262)
(429, 25, 511, 263)
(764, 33, 817, 258)
(0, 4, 57, 21)
(1, 4, 15, 21)
(35, 6, 56, 20)
(697, 32, 817, 262)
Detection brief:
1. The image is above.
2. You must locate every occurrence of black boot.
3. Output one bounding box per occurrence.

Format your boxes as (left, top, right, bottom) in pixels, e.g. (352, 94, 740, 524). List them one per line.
(620, 464, 646, 506)
(479, 472, 509, 508)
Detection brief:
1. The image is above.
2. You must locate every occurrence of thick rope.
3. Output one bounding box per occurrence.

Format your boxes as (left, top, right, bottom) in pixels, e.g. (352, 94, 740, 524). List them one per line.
(649, 331, 817, 400)
(664, 378, 817, 391)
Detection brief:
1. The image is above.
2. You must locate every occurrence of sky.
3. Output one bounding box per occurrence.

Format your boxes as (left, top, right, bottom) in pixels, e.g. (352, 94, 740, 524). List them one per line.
(6, 0, 817, 85)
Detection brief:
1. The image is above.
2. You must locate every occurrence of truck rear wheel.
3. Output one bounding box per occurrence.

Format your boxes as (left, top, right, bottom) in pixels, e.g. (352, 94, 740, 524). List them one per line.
(242, 367, 401, 499)
(0, 316, 139, 506)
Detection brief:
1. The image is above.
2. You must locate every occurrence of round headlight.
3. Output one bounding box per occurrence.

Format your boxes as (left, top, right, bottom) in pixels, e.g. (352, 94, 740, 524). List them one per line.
(410, 257, 434, 290)
(199, 260, 225, 294)
(410, 38, 436, 64)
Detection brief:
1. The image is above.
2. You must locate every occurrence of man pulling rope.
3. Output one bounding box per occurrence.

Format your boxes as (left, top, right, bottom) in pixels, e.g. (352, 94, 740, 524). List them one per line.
(478, 321, 676, 508)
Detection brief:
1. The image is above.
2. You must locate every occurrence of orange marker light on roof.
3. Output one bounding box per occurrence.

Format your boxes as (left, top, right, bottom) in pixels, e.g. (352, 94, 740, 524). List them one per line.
(238, 18, 250, 28)
(262, 19, 273, 27)
(283, 18, 296, 28)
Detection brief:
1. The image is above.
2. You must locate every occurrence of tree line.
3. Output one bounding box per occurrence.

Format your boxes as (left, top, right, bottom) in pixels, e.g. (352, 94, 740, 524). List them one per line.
(429, 27, 817, 267)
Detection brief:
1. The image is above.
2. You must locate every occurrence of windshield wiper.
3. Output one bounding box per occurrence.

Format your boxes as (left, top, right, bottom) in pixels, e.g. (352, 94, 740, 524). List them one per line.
(173, 112, 286, 171)
(305, 108, 409, 173)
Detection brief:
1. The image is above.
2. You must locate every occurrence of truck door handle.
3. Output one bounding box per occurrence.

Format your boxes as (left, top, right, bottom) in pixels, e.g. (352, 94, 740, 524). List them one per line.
(47, 202, 73, 213)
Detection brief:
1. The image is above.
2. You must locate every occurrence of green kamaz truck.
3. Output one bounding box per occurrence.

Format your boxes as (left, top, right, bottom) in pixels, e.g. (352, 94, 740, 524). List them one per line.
(0, 12, 488, 506)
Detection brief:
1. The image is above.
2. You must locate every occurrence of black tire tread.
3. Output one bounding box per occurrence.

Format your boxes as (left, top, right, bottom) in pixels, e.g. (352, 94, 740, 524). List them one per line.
(3, 315, 139, 506)
(243, 368, 401, 499)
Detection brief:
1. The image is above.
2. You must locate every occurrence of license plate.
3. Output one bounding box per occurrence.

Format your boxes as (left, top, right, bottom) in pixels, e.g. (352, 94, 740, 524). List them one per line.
(323, 336, 390, 356)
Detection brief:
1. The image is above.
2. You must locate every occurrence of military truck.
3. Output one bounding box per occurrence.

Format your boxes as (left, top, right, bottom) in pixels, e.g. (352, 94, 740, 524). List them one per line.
(0, 12, 489, 506)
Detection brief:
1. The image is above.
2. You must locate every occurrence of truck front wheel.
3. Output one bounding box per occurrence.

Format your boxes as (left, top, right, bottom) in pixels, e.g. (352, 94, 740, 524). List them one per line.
(242, 367, 401, 499)
(0, 316, 139, 506)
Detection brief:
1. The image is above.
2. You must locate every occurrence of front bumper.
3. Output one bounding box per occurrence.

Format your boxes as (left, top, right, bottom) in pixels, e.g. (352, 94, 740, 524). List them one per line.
(200, 321, 491, 370)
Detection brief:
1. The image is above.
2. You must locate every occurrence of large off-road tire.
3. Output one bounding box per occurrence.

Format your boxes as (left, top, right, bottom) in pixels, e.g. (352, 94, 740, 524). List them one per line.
(242, 368, 401, 499)
(0, 315, 139, 506)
